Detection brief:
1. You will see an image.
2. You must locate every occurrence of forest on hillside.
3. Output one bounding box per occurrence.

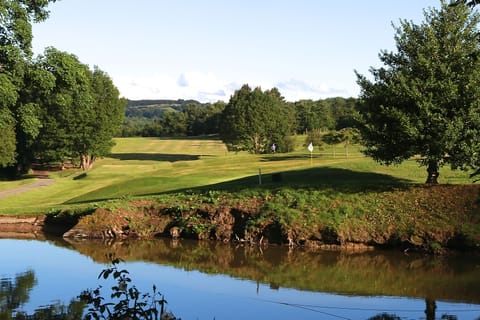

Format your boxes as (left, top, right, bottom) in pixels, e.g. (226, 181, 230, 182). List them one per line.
(121, 96, 358, 139)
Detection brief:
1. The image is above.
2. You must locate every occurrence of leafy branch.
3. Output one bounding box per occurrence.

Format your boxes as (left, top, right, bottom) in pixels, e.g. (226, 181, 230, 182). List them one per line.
(79, 254, 176, 320)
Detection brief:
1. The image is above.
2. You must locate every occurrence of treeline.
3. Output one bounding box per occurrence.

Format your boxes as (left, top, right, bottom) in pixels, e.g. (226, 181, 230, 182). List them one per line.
(120, 95, 358, 140)
(121, 101, 225, 137)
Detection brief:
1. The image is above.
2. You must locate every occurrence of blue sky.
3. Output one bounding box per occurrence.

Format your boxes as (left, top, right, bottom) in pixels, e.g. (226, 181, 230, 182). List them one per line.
(32, 0, 441, 102)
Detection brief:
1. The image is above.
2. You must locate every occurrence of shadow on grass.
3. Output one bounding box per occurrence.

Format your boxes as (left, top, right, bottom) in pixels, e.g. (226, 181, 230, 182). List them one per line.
(141, 134, 221, 141)
(109, 153, 201, 162)
(261, 155, 362, 162)
(65, 166, 414, 205)
(183, 166, 413, 194)
(260, 154, 311, 161)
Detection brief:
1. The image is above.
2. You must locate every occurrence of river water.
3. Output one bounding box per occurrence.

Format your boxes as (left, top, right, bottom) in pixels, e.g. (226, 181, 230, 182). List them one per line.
(1, 237, 479, 320)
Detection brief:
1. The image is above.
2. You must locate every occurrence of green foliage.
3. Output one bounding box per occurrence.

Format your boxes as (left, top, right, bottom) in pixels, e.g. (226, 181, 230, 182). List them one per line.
(26, 48, 126, 171)
(294, 99, 334, 132)
(356, 2, 480, 184)
(220, 85, 294, 154)
(304, 128, 324, 149)
(121, 100, 225, 138)
(450, 0, 480, 7)
(0, 1, 55, 57)
(0, 0, 57, 173)
(0, 107, 17, 167)
(294, 97, 358, 134)
(80, 256, 171, 320)
(0, 270, 36, 319)
(280, 135, 297, 153)
(0, 1, 124, 175)
(322, 130, 345, 146)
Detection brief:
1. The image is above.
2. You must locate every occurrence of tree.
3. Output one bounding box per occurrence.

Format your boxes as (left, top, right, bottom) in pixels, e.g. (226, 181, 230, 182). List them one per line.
(322, 130, 344, 159)
(450, 0, 480, 7)
(356, 2, 480, 184)
(33, 48, 125, 170)
(304, 128, 324, 150)
(0, 89, 17, 168)
(160, 110, 187, 136)
(339, 127, 361, 158)
(32, 47, 94, 167)
(450, 0, 480, 183)
(220, 84, 293, 154)
(0, 0, 57, 172)
(203, 101, 225, 134)
(77, 67, 125, 170)
(0, 271, 36, 317)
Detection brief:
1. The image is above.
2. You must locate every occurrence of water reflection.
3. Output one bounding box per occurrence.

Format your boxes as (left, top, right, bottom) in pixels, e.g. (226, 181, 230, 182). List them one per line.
(1, 237, 479, 320)
(0, 270, 36, 318)
(60, 237, 480, 304)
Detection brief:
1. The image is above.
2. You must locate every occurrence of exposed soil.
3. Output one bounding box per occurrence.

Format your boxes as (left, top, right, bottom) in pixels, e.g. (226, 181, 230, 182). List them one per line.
(1, 184, 479, 253)
(0, 215, 47, 238)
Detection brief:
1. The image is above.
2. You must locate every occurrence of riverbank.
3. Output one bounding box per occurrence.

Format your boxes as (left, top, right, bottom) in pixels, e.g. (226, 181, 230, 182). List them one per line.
(2, 184, 479, 254)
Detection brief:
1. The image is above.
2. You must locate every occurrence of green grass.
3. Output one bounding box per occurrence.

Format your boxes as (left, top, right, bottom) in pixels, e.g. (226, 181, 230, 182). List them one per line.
(0, 178, 37, 191)
(0, 136, 474, 214)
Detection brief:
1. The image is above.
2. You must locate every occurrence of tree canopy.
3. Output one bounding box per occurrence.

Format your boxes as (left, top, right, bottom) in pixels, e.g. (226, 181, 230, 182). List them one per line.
(28, 48, 126, 170)
(356, 1, 480, 184)
(449, 0, 480, 7)
(0, 1, 125, 174)
(0, 0, 57, 173)
(219, 84, 294, 154)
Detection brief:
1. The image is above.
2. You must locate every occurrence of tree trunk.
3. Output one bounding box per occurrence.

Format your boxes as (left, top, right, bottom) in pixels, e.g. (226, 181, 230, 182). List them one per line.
(425, 161, 439, 184)
(81, 155, 95, 171)
(252, 134, 261, 154)
(425, 299, 436, 320)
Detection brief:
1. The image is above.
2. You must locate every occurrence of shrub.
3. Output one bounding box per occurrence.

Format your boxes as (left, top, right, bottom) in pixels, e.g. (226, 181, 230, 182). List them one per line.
(79, 255, 178, 320)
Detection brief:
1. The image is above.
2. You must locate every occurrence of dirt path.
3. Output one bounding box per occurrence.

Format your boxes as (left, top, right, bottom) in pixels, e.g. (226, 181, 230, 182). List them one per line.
(0, 175, 55, 199)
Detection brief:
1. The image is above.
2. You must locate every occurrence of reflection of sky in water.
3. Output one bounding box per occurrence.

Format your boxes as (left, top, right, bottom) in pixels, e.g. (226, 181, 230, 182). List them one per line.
(1, 239, 479, 320)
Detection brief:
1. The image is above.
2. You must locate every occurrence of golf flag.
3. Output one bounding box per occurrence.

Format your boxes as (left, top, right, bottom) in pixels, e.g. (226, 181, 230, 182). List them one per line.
(307, 142, 313, 152)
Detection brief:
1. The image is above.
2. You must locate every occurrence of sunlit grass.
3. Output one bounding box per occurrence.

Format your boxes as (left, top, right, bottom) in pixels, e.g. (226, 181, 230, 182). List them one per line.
(0, 136, 474, 214)
(0, 178, 37, 191)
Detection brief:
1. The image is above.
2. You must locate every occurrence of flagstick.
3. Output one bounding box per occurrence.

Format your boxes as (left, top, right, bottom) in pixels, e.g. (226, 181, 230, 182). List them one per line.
(307, 142, 314, 166)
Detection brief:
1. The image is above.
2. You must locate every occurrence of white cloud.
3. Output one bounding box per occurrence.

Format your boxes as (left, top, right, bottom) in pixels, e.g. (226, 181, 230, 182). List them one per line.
(177, 73, 189, 87)
(275, 79, 356, 101)
(115, 72, 230, 102)
(114, 72, 357, 103)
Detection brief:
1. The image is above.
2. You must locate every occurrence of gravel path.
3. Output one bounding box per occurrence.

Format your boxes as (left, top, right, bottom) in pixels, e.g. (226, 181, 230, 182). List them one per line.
(0, 178, 55, 199)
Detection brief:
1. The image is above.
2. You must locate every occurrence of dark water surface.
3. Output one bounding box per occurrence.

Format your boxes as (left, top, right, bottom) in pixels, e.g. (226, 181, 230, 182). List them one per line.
(1, 237, 479, 319)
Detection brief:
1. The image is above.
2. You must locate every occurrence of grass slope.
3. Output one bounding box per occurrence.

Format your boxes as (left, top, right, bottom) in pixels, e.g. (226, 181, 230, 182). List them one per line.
(0, 136, 474, 214)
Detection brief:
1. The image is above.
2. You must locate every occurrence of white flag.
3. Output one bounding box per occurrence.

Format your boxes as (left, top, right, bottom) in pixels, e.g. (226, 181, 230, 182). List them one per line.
(307, 142, 313, 152)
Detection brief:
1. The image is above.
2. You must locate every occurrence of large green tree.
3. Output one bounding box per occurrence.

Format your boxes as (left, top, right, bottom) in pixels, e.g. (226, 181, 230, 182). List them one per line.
(33, 47, 93, 166)
(356, 1, 480, 184)
(33, 48, 125, 170)
(220, 84, 293, 154)
(294, 99, 335, 133)
(0, 0, 57, 172)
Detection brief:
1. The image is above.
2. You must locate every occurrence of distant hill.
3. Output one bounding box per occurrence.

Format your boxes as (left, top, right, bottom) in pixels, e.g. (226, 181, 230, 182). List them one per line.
(126, 99, 201, 108)
(125, 99, 202, 118)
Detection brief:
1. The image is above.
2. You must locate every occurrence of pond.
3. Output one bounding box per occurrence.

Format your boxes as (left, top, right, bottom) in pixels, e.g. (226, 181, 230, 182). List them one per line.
(1, 237, 479, 320)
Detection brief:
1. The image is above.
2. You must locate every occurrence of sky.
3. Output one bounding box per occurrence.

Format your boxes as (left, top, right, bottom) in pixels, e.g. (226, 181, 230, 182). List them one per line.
(32, 0, 442, 103)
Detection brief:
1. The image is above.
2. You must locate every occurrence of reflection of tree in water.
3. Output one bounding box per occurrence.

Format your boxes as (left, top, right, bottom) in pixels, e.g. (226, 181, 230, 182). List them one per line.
(368, 314, 401, 320)
(0, 270, 36, 318)
(0, 270, 83, 320)
(366, 299, 460, 320)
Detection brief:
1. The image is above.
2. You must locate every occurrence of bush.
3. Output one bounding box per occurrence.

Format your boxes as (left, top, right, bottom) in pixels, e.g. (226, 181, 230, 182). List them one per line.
(79, 255, 178, 320)
(304, 129, 324, 149)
